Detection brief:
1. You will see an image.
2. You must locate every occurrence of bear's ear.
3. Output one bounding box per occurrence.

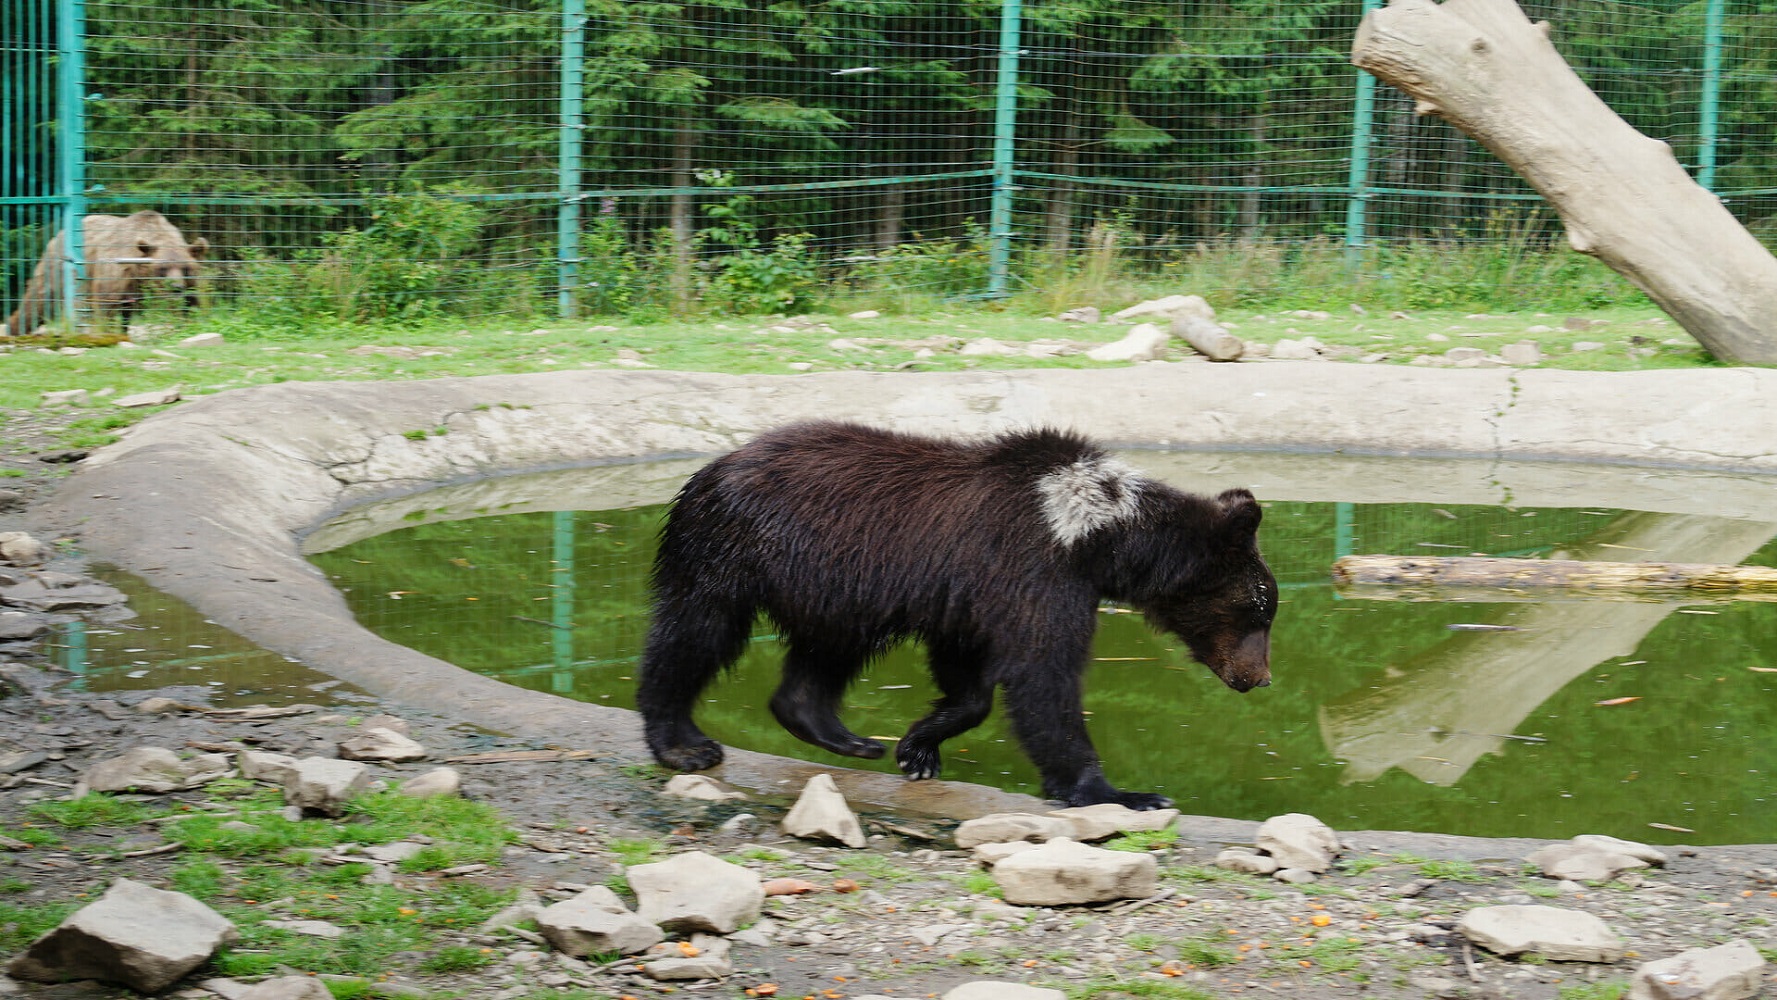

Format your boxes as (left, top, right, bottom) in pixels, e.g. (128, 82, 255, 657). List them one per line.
(190, 237, 209, 260)
(1216, 488, 1262, 536)
(137, 239, 157, 258)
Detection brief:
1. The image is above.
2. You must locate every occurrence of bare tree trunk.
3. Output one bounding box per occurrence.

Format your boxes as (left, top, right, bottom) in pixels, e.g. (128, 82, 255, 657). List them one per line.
(1334, 554, 1777, 595)
(1043, 108, 1082, 254)
(1352, 0, 1777, 364)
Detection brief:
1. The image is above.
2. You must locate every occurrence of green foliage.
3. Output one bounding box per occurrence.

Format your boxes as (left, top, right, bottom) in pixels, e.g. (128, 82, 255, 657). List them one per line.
(1556, 983, 1629, 1000)
(0, 901, 78, 951)
(420, 944, 498, 974)
(609, 837, 666, 866)
(1417, 859, 1490, 883)
(1103, 829, 1179, 852)
(1174, 937, 1238, 968)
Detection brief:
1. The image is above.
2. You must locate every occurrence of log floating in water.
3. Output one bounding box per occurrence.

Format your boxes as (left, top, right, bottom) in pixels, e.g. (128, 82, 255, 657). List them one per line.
(1332, 555, 1777, 593)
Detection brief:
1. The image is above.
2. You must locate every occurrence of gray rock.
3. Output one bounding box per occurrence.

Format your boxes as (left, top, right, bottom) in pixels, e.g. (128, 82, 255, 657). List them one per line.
(639, 934, 732, 980)
(1274, 867, 1318, 884)
(944, 982, 1067, 1000)
(1215, 849, 1279, 875)
(1057, 307, 1100, 323)
(959, 338, 1022, 357)
(1572, 834, 1668, 866)
(972, 841, 1040, 865)
(0, 612, 50, 640)
(537, 886, 664, 957)
(1254, 812, 1340, 873)
(1444, 347, 1486, 364)
(992, 837, 1158, 906)
(179, 332, 225, 348)
(1629, 939, 1766, 1000)
(361, 842, 425, 863)
(479, 889, 544, 933)
(282, 757, 371, 816)
(662, 773, 747, 802)
(1525, 841, 1650, 882)
(629, 851, 764, 934)
(1458, 904, 1624, 962)
(237, 749, 300, 784)
(398, 766, 461, 798)
(239, 977, 334, 1000)
(1270, 337, 1325, 361)
(6, 878, 236, 993)
(80, 746, 229, 794)
(954, 812, 1075, 849)
(337, 726, 428, 762)
(781, 773, 866, 848)
(40, 389, 89, 407)
(0, 533, 50, 566)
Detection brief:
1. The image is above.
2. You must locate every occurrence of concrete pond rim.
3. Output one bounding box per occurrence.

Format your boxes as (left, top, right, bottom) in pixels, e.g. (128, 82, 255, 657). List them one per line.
(34, 363, 1777, 854)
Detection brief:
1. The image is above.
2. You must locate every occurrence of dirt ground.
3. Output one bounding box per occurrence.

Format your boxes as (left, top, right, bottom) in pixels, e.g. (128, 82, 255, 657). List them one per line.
(1, 401, 1774, 1000)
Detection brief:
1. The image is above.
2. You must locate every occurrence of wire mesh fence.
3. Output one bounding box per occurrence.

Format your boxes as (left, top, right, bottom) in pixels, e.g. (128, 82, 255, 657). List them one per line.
(4, 0, 1773, 332)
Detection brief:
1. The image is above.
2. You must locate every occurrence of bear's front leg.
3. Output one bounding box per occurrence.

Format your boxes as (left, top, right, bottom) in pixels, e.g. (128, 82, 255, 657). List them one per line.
(999, 659, 1173, 811)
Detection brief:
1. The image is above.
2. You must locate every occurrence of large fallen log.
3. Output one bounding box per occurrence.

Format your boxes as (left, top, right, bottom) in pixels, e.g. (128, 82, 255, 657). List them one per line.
(1333, 554, 1777, 594)
(1351, 0, 1777, 365)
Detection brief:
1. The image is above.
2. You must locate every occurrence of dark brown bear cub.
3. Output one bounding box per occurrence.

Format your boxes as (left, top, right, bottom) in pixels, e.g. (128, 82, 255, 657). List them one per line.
(636, 421, 1276, 809)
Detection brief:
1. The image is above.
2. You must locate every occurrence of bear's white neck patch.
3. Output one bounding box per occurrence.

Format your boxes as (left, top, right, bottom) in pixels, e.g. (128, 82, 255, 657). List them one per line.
(1036, 457, 1143, 545)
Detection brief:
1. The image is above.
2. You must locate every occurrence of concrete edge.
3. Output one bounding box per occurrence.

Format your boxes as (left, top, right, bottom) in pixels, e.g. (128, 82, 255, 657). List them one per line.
(32, 363, 1777, 841)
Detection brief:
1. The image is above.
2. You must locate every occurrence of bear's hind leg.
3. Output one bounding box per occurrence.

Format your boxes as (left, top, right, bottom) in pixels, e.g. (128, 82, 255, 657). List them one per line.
(768, 640, 885, 760)
(897, 640, 993, 780)
(636, 596, 754, 771)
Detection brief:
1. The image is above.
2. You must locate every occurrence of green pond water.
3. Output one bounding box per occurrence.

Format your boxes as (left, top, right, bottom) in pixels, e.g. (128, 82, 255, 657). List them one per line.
(290, 458, 1777, 848)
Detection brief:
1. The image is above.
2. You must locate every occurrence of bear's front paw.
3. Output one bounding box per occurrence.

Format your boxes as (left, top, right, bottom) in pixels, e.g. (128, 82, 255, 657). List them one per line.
(896, 742, 942, 781)
(655, 739, 724, 772)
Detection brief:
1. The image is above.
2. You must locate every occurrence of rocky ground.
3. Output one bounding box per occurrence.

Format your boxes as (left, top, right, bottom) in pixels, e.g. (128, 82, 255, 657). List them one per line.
(1, 403, 1775, 1000)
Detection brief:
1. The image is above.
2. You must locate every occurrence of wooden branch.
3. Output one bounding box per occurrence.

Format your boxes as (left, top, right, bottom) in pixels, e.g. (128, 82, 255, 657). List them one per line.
(1333, 554, 1777, 594)
(1352, 0, 1777, 365)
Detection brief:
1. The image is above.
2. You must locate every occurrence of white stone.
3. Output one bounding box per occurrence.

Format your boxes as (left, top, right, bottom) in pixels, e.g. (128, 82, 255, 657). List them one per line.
(1254, 813, 1340, 873)
(953, 812, 1075, 849)
(848, 310, 881, 320)
(1270, 337, 1323, 361)
(114, 386, 182, 408)
(944, 981, 1067, 1000)
(781, 773, 866, 847)
(1458, 905, 1624, 962)
(537, 886, 664, 957)
(338, 726, 428, 762)
(262, 919, 345, 939)
(1500, 341, 1542, 366)
(398, 766, 461, 798)
(6, 878, 236, 993)
(992, 837, 1158, 906)
(281, 757, 371, 816)
(972, 841, 1040, 865)
(1085, 323, 1170, 363)
(1274, 867, 1318, 884)
(959, 338, 1021, 357)
(179, 333, 225, 347)
(1628, 939, 1766, 1000)
(662, 773, 748, 802)
(40, 389, 88, 407)
(1571, 834, 1668, 866)
(629, 851, 763, 934)
(1047, 803, 1179, 842)
(1057, 306, 1100, 323)
(361, 842, 425, 863)
(640, 934, 733, 980)
(1571, 340, 1606, 352)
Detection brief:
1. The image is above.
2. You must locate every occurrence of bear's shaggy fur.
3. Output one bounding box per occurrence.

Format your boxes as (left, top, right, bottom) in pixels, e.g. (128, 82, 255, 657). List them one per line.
(4, 211, 207, 336)
(636, 421, 1276, 809)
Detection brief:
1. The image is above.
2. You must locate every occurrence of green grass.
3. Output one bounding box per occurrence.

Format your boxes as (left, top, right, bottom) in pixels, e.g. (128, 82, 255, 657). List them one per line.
(608, 836, 666, 866)
(1175, 936, 1239, 968)
(1417, 859, 1490, 883)
(1104, 829, 1180, 852)
(28, 793, 163, 829)
(419, 944, 499, 974)
(0, 900, 78, 951)
(1065, 976, 1219, 1000)
(1557, 981, 1629, 1000)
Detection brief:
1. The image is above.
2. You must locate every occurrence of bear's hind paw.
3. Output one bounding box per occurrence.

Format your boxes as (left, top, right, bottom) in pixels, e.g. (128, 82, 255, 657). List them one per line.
(654, 739, 725, 772)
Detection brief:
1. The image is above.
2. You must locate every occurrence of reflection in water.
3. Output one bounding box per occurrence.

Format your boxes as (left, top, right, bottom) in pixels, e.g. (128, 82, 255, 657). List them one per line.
(1322, 513, 1777, 785)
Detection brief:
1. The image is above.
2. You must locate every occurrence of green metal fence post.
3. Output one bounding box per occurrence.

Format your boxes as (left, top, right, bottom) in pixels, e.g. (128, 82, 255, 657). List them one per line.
(1344, 0, 1382, 264)
(55, 0, 88, 329)
(1697, 0, 1726, 190)
(551, 509, 576, 671)
(985, 0, 1022, 299)
(557, 0, 586, 319)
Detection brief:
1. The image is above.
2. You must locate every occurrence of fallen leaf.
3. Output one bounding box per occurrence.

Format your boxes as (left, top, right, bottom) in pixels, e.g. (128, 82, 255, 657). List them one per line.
(762, 878, 821, 896)
(1595, 696, 1642, 706)
(677, 941, 700, 957)
(1749, 666, 1777, 673)
(1648, 822, 1695, 833)
(831, 878, 859, 893)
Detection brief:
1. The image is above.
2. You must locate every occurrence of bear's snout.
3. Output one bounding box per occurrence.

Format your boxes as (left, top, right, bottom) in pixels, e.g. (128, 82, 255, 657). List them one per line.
(1215, 631, 1272, 693)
